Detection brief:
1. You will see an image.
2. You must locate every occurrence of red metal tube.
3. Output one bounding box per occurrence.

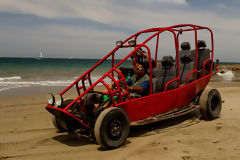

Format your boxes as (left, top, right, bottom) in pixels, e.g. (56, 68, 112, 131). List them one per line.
(164, 77, 180, 92)
(186, 69, 197, 84)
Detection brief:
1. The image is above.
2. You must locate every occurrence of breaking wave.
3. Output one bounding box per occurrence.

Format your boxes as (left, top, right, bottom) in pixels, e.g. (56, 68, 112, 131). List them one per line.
(216, 70, 234, 81)
(0, 75, 112, 92)
(0, 76, 22, 81)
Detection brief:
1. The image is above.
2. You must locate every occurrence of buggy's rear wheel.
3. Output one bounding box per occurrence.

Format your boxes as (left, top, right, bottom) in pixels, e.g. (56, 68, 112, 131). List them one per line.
(199, 88, 222, 120)
(94, 107, 130, 149)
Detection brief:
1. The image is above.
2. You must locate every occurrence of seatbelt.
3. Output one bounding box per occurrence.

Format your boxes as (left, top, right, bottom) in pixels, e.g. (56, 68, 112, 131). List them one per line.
(180, 64, 186, 83)
(197, 50, 202, 69)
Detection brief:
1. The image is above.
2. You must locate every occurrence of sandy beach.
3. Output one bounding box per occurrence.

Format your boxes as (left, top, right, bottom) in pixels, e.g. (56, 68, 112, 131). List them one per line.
(0, 82, 240, 160)
(1, 0, 240, 159)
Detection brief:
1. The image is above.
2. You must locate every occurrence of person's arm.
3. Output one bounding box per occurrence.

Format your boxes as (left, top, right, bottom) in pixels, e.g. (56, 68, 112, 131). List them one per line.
(127, 80, 150, 93)
(142, 52, 148, 58)
(120, 67, 134, 73)
(137, 50, 148, 59)
(127, 86, 143, 93)
(109, 81, 115, 89)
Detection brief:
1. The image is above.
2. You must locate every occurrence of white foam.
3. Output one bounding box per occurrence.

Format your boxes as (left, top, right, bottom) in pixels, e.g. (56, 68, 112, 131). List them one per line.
(0, 80, 72, 86)
(0, 76, 21, 81)
(217, 70, 234, 81)
(0, 75, 113, 92)
(0, 86, 24, 92)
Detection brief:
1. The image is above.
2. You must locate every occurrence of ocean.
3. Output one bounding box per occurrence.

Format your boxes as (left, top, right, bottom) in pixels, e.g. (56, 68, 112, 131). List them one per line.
(0, 57, 131, 94)
(0, 57, 239, 96)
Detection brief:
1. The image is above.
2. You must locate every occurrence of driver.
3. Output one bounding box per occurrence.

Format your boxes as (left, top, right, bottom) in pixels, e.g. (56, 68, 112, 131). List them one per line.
(126, 63, 150, 99)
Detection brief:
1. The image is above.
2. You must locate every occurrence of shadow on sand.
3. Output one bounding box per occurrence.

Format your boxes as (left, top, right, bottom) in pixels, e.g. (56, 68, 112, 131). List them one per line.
(129, 109, 201, 137)
(52, 110, 201, 147)
(52, 133, 95, 147)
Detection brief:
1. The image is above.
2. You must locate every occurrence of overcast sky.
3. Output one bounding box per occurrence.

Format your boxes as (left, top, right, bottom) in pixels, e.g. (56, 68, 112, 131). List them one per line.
(0, 0, 239, 62)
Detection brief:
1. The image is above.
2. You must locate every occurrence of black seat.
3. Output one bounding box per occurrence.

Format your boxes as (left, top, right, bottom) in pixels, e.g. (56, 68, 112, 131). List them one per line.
(179, 42, 196, 63)
(179, 54, 195, 84)
(152, 77, 158, 94)
(197, 40, 210, 69)
(143, 58, 156, 76)
(178, 42, 195, 84)
(152, 67, 158, 78)
(196, 40, 211, 78)
(155, 56, 177, 92)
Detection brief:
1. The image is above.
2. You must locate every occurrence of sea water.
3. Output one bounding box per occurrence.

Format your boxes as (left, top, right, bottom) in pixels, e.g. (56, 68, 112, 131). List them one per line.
(0, 57, 239, 94)
(0, 57, 131, 93)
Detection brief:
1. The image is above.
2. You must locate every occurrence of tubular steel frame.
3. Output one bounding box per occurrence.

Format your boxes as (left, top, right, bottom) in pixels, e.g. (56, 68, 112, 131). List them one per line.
(46, 24, 214, 127)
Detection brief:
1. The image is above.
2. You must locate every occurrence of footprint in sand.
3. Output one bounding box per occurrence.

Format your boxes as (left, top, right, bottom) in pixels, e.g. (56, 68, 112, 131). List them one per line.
(163, 146, 168, 150)
(212, 140, 220, 144)
(216, 126, 222, 131)
(181, 156, 193, 160)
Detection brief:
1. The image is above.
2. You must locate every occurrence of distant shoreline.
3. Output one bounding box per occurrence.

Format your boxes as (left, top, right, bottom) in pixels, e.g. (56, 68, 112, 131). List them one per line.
(218, 64, 240, 71)
(0, 57, 240, 64)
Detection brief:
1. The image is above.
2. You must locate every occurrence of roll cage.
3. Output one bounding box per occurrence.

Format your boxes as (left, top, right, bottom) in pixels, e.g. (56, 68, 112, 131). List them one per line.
(60, 24, 214, 112)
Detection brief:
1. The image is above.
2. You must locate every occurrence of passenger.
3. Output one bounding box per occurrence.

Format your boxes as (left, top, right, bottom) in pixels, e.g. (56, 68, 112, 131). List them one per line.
(93, 68, 130, 112)
(122, 48, 156, 77)
(126, 63, 150, 99)
(135, 48, 156, 68)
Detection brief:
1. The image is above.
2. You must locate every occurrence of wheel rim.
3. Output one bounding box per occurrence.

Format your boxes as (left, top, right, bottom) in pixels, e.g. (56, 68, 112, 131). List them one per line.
(107, 119, 122, 140)
(94, 108, 130, 149)
(211, 94, 220, 112)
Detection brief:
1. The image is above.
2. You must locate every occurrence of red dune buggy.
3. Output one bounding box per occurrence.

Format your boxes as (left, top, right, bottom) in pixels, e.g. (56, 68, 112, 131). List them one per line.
(45, 24, 222, 149)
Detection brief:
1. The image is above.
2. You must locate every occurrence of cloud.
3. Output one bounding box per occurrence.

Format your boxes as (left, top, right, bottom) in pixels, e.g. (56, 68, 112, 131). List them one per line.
(0, 0, 239, 61)
(0, 0, 188, 23)
(139, 0, 187, 5)
(0, 0, 113, 23)
(0, 23, 128, 58)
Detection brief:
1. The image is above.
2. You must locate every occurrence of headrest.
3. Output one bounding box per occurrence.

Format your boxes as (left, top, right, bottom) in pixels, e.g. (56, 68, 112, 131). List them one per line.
(181, 42, 191, 50)
(84, 93, 101, 105)
(181, 54, 192, 64)
(161, 56, 174, 68)
(140, 59, 156, 70)
(197, 40, 206, 48)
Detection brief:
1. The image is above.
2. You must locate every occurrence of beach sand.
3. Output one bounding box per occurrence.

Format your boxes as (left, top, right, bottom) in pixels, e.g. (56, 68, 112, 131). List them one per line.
(0, 82, 240, 160)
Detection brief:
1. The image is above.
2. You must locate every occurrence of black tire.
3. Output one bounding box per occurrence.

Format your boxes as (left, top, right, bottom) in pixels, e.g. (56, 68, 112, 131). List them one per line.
(52, 116, 67, 132)
(199, 88, 222, 120)
(94, 107, 130, 149)
(52, 99, 74, 132)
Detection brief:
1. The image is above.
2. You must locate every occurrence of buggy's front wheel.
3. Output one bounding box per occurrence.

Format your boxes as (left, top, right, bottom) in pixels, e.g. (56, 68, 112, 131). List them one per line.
(94, 107, 130, 149)
(51, 99, 74, 132)
(52, 116, 67, 132)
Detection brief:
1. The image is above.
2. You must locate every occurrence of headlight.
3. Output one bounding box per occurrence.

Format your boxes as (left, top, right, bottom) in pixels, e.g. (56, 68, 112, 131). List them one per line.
(128, 40, 136, 46)
(116, 41, 123, 47)
(48, 93, 55, 106)
(56, 94, 63, 107)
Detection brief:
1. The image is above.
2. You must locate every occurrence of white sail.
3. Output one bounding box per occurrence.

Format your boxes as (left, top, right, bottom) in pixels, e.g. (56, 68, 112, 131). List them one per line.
(40, 52, 43, 58)
(36, 51, 44, 60)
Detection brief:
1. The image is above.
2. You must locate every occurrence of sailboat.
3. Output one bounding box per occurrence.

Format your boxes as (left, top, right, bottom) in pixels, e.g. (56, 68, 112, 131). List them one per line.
(40, 52, 43, 59)
(37, 51, 44, 60)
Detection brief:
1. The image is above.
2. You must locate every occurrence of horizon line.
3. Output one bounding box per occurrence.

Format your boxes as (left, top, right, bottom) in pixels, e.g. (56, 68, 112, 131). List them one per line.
(0, 56, 239, 63)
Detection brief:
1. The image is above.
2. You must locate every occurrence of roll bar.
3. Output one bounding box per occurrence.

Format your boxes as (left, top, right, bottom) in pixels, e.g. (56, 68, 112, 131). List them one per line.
(60, 24, 214, 109)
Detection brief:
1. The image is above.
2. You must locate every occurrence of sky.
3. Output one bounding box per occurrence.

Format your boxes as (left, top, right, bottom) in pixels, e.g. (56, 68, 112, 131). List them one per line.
(0, 0, 239, 62)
